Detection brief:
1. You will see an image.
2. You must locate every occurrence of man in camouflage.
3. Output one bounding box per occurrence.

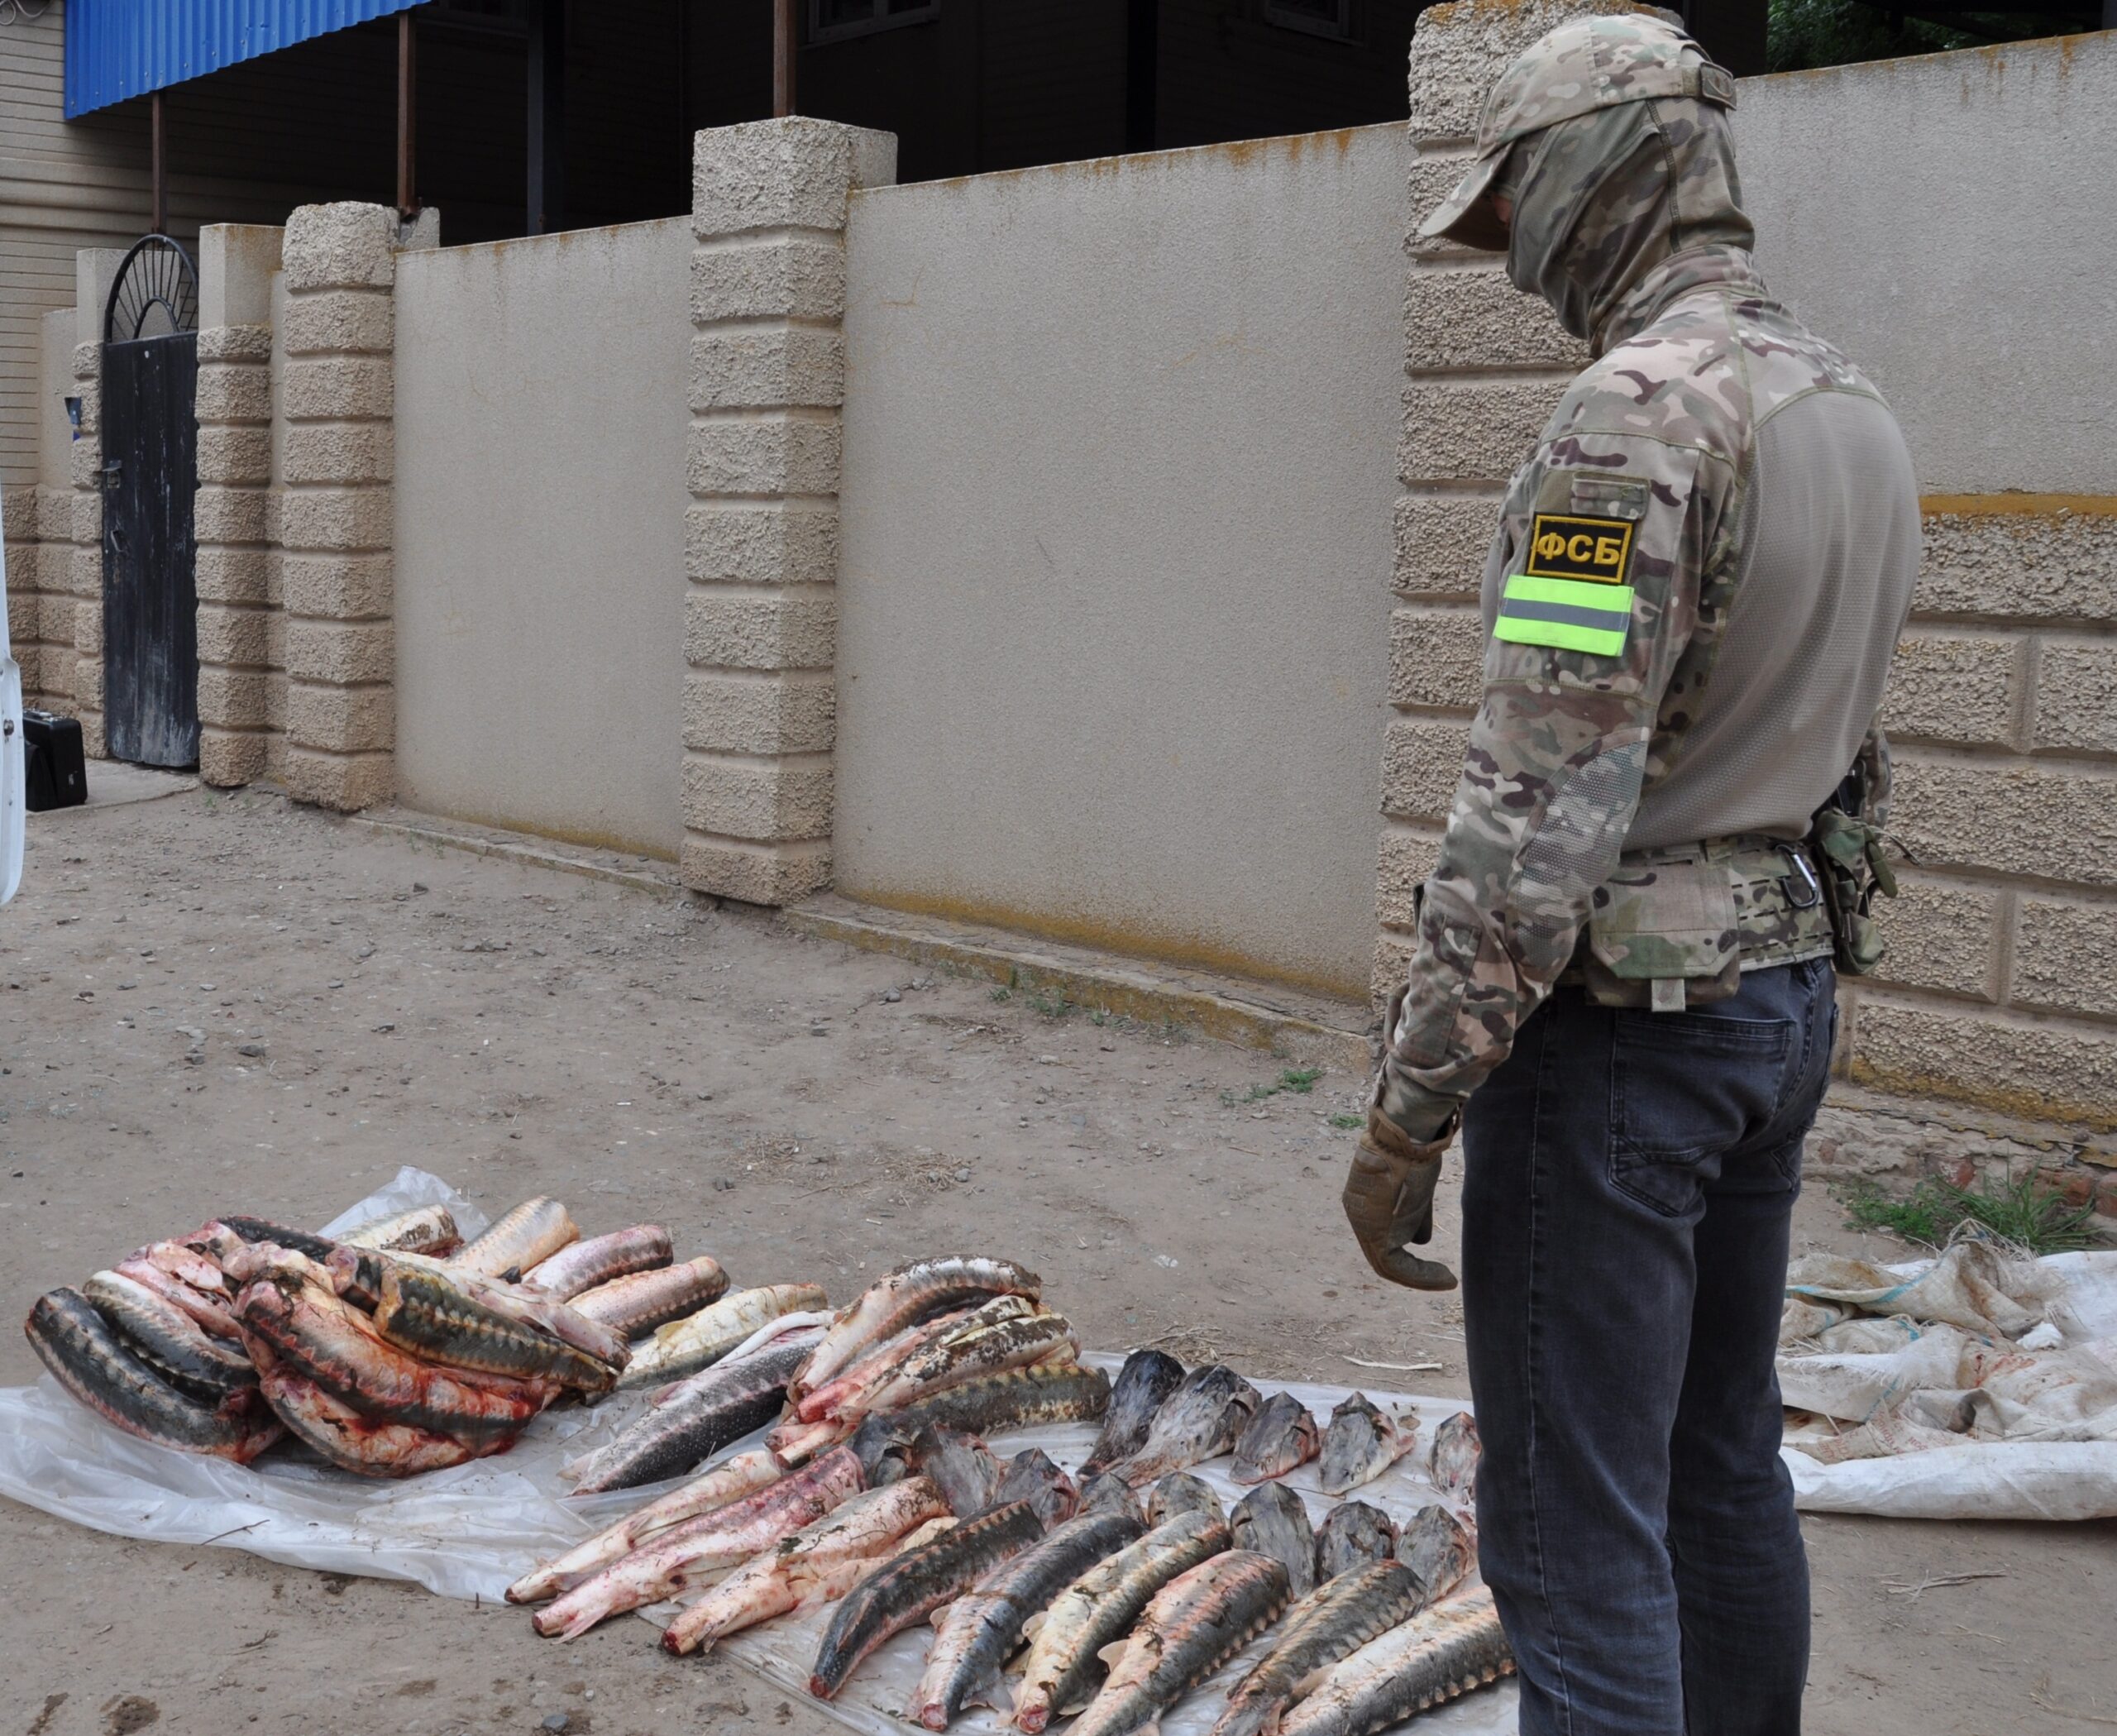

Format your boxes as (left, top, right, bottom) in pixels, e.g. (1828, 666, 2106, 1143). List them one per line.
(1341, 13, 1918, 1733)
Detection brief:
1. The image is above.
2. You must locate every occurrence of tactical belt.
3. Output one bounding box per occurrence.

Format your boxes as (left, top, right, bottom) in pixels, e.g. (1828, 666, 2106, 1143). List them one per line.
(1560, 834, 1836, 1011)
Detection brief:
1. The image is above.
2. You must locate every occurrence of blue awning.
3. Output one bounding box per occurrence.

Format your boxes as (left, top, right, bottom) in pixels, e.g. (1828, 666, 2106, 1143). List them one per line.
(65, 0, 428, 119)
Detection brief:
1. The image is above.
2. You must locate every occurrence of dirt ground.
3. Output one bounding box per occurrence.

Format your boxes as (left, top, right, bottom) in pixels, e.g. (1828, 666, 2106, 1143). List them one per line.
(2, 787, 2111, 1736)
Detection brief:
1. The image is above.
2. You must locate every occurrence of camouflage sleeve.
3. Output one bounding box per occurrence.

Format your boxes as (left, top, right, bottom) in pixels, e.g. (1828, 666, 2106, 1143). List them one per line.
(1376, 428, 1737, 1140)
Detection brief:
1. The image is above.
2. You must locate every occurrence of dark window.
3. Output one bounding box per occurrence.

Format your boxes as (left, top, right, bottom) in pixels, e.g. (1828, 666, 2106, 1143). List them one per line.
(810, 0, 940, 45)
(1265, 0, 1357, 41)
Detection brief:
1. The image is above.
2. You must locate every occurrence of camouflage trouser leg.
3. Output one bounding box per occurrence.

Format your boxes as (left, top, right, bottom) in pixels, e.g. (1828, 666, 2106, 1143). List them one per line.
(1460, 959, 1833, 1736)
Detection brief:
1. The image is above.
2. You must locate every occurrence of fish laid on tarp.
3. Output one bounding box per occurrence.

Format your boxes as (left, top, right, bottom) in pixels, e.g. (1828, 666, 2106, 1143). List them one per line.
(1011, 1509, 1232, 1734)
(1211, 1560, 1425, 1736)
(808, 1499, 1047, 1698)
(532, 1445, 865, 1638)
(794, 1256, 1044, 1403)
(1426, 1413, 1481, 1503)
(662, 1475, 955, 1657)
(80, 1270, 257, 1404)
(1081, 1348, 1186, 1475)
(251, 1340, 479, 1477)
(907, 1426, 1005, 1515)
(991, 1448, 1079, 1528)
(449, 1197, 579, 1279)
(1395, 1505, 1476, 1605)
(1146, 1472, 1223, 1527)
(566, 1332, 819, 1494)
(234, 1254, 554, 1444)
(796, 1296, 1036, 1423)
(325, 1246, 631, 1369)
(336, 1204, 461, 1255)
(26, 1288, 280, 1463)
(572, 1255, 731, 1339)
(855, 1363, 1111, 1449)
(661, 1308, 834, 1400)
(506, 1447, 785, 1604)
(523, 1225, 674, 1301)
(1108, 1364, 1260, 1487)
(1231, 1391, 1322, 1486)
(198, 1215, 341, 1265)
(618, 1283, 831, 1391)
(1278, 1587, 1515, 1736)
(1317, 1394, 1415, 1498)
(1066, 1549, 1291, 1736)
(1081, 1473, 1144, 1520)
(1314, 1503, 1399, 1582)
(912, 1506, 1146, 1730)
(1232, 1483, 1316, 1600)
(112, 1255, 242, 1341)
(373, 1263, 619, 1393)
(859, 1306, 1079, 1417)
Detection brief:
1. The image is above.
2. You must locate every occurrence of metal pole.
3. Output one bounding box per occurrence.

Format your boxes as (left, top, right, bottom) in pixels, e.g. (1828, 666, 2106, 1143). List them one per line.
(773, 0, 797, 118)
(528, 0, 566, 234)
(397, 11, 419, 219)
(150, 90, 167, 233)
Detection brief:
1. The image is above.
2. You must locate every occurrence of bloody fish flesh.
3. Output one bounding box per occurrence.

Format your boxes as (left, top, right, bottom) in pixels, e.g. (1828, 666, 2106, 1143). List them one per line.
(792, 1256, 1043, 1403)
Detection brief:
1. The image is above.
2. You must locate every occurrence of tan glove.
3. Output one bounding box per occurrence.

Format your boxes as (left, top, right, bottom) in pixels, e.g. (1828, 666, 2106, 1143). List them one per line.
(1341, 1106, 1458, 1292)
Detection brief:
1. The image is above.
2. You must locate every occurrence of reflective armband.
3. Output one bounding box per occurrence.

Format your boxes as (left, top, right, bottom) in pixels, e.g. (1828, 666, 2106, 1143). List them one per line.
(1493, 574, 1634, 657)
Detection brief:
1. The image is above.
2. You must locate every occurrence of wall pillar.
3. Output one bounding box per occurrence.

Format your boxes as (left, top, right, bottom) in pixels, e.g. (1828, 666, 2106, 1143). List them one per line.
(63, 250, 125, 756)
(194, 224, 284, 787)
(681, 117, 896, 905)
(275, 203, 400, 811)
(1374, 0, 1634, 1003)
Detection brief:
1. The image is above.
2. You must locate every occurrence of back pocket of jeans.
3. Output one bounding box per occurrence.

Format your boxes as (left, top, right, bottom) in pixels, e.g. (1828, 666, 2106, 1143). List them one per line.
(1609, 1011, 1794, 1213)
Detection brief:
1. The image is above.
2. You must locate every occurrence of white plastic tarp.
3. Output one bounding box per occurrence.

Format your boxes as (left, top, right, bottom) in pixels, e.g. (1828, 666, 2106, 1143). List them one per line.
(0, 1170, 1517, 1734)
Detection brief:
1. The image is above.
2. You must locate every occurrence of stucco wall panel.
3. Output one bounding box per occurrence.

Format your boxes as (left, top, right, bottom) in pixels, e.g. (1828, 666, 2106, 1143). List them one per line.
(393, 218, 690, 858)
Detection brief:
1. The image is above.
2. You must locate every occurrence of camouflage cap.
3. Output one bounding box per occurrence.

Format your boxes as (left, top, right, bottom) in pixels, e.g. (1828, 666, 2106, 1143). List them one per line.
(1419, 12, 1737, 250)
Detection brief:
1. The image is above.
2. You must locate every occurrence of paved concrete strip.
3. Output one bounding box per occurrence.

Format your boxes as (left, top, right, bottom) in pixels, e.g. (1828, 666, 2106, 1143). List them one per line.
(344, 809, 681, 897)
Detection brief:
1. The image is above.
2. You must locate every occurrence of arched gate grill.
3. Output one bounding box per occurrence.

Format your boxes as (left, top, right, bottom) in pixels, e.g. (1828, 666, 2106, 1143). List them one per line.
(100, 234, 201, 768)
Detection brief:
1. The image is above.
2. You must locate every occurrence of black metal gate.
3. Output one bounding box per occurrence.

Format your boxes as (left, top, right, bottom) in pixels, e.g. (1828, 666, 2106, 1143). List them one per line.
(100, 235, 201, 768)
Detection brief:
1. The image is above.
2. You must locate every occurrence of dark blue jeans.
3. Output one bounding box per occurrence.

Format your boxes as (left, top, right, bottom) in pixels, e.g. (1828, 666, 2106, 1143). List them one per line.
(1461, 958, 1835, 1736)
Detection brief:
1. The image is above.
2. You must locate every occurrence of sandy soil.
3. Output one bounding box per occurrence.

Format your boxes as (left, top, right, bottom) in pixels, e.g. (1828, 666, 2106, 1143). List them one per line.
(2, 788, 2110, 1736)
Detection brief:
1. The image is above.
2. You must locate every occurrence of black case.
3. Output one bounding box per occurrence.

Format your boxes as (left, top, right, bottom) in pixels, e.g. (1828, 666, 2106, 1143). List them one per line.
(23, 710, 87, 811)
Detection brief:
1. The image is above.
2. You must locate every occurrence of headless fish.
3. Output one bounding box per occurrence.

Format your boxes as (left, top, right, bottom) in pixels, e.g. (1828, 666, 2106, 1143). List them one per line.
(1065, 1549, 1291, 1736)
(1232, 1483, 1316, 1600)
(858, 1307, 1078, 1417)
(1011, 1510, 1231, 1734)
(507, 1447, 784, 1604)
(1426, 1413, 1481, 1503)
(1107, 1364, 1260, 1487)
(913, 1506, 1145, 1730)
(234, 1255, 555, 1442)
(570, 1255, 729, 1339)
(807, 1499, 1046, 1697)
(1211, 1560, 1425, 1736)
(618, 1283, 832, 1391)
(325, 1246, 630, 1369)
(793, 1255, 1043, 1403)
(374, 1264, 620, 1393)
(1231, 1392, 1322, 1486)
(1080, 1348, 1186, 1475)
(1313, 1503, 1399, 1583)
(1316, 1394, 1416, 1498)
(565, 1333, 818, 1494)
(657, 1309, 832, 1399)
(195, 1216, 339, 1265)
(523, 1225, 673, 1301)
(1395, 1505, 1476, 1604)
(113, 1257, 241, 1341)
(533, 1444, 864, 1638)
(26, 1288, 280, 1463)
(870, 1362, 1110, 1446)
(449, 1197, 579, 1280)
(251, 1341, 484, 1478)
(662, 1475, 953, 1657)
(1146, 1473, 1223, 1527)
(1277, 1588, 1515, 1736)
(335, 1204, 461, 1255)
(795, 1298, 1033, 1424)
(80, 1270, 257, 1404)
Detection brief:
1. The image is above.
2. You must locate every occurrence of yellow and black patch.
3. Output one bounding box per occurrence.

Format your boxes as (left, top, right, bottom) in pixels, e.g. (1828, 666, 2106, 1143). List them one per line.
(1523, 513, 1635, 586)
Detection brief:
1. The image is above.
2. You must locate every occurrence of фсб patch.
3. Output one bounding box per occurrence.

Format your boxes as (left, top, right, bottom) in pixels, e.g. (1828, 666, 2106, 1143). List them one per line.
(1495, 510, 1637, 657)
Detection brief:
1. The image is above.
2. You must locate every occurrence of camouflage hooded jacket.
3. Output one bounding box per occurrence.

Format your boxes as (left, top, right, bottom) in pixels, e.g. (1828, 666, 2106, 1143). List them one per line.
(1378, 94, 1919, 1141)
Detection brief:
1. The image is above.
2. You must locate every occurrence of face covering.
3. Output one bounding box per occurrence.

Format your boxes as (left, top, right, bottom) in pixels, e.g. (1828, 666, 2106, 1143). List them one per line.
(1503, 96, 1754, 352)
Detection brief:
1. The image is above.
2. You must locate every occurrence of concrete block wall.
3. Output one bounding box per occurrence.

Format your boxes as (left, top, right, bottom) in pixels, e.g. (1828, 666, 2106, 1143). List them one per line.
(1375, 0, 1613, 1003)
(194, 225, 284, 787)
(1850, 500, 2117, 1128)
(65, 333, 104, 757)
(681, 118, 895, 905)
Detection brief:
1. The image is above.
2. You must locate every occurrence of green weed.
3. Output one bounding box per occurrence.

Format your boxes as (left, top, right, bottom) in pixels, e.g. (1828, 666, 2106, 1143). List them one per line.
(1838, 1172, 2103, 1255)
(989, 986, 1011, 1003)
(1327, 1112, 1364, 1131)
(1222, 1067, 1329, 1107)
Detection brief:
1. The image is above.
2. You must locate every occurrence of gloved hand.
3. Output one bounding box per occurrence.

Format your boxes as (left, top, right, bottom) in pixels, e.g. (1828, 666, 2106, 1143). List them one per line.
(1341, 1106, 1458, 1292)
